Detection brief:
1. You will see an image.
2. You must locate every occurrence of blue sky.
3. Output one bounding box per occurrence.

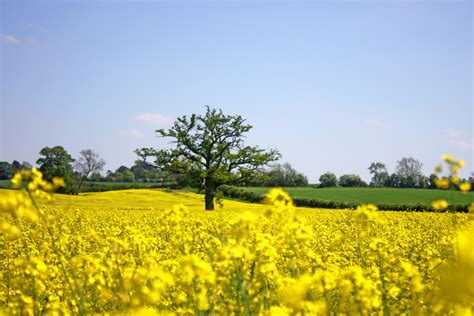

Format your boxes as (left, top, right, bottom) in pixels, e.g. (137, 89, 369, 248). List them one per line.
(1, 1, 472, 182)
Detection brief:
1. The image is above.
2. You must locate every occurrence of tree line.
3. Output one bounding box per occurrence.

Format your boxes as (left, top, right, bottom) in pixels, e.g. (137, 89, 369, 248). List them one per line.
(1, 107, 472, 210)
(318, 158, 474, 189)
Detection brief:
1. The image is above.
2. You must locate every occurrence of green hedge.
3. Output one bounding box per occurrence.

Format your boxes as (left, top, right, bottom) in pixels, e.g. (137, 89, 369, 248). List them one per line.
(217, 185, 470, 213)
(79, 181, 181, 193)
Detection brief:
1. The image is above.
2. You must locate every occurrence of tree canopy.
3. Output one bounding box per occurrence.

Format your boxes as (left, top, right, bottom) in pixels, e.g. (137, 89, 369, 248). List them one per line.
(135, 106, 280, 210)
(37, 146, 74, 193)
(368, 162, 389, 187)
(73, 149, 106, 194)
(319, 172, 338, 188)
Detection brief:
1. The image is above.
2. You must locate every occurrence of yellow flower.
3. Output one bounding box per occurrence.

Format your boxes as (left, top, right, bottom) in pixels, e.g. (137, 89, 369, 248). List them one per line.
(442, 154, 454, 162)
(435, 178, 450, 189)
(459, 182, 471, 193)
(451, 176, 460, 184)
(0, 222, 22, 241)
(434, 165, 442, 174)
(52, 177, 66, 188)
(432, 199, 448, 212)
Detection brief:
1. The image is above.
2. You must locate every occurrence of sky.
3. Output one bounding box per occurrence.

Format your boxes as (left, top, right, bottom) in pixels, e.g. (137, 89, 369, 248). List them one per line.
(0, 0, 472, 183)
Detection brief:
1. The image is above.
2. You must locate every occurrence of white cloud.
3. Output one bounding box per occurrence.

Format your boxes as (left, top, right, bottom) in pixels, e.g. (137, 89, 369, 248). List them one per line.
(364, 118, 387, 129)
(445, 128, 473, 152)
(1, 33, 20, 45)
(118, 128, 144, 139)
(136, 112, 174, 127)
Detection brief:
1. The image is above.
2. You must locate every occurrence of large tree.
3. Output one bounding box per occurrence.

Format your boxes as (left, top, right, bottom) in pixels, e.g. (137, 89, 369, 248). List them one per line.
(73, 149, 106, 194)
(37, 146, 75, 193)
(368, 162, 389, 187)
(395, 157, 426, 188)
(319, 172, 338, 188)
(135, 107, 280, 210)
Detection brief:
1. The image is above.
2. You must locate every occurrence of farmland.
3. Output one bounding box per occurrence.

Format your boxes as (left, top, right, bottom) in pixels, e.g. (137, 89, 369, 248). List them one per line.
(242, 186, 474, 207)
(1, 174, 473, 314)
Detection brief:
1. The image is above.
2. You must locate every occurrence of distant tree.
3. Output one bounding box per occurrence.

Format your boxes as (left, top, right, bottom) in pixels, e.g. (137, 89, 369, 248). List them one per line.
(114, 172, 124, 182)
(319, 172, 338, 188)
(116, 165, 131, 174)
(339, 174, 366, 187)
(122, 170, 135, 182)
(104, 170, 115, 182)
(11, 160, 21, 173)
(131, 160, 146, 181)
(20, 161, 33, 170)
(0, 162, 13, 180)
(89, 172, 102, 182)
(73, 149, 106, 194)
(468, 173, 474, 191)
(36, 146, 75, 193)
(135, 106, 280, 210)
(255, 162, 308, 187)
(368, 162, 389, 187)
(395, 157, 425, 188)
(428, 173, 438, 189)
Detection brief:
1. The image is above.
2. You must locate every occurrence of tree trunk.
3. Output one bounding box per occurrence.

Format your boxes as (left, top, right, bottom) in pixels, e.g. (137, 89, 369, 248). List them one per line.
(204, 176, 214, 210)
(75, 176, 86, 195)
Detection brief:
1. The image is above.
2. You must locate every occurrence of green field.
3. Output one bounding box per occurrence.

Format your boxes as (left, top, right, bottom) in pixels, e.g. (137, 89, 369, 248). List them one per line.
(242, 187, 474, 206)
(0, 180, 169, 191)
(0, 180, 11, 188)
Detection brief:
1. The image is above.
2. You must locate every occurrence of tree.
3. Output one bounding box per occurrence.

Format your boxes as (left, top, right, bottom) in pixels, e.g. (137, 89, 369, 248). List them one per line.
(11, 160, 21, 173)
(36, 146, 75, 193)
(339, 174, 366, 187)
(135, 106, 280, 210)
(122, 170, 135, 182)
(319, 172, 338, 187)
(428, 173, 438, 189)
(253, 162, 308, 187)
(0, 162, 13, 180)
(73, 149, 106, 194)
(368, 162, 389, 187)
(395, 157, 425, 188)
(20, 161, 32, 170)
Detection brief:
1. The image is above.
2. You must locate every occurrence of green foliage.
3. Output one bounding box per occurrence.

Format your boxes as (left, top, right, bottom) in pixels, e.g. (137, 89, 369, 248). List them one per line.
(77, 181, 174, 193)
(251, 162, 308, 187)
(36, 146, 74, 193)
(73, 149, 106, 194)
(368, 162, 389, 187)
(135, 106, 280, 210)
(394, 157, 427, 188)
(319, 172, 338, 188)
(0, 162, 13, 180)
(338, 174, 366, 187)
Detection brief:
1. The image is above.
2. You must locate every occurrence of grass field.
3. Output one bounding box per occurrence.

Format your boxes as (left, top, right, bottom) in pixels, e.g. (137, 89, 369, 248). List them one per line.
(0, 180, 10, 188)
(242, 186, 474, 206)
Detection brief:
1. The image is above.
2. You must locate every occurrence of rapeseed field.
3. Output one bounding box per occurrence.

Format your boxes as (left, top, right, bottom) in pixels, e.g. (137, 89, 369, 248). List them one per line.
(0, 169, 473, 315)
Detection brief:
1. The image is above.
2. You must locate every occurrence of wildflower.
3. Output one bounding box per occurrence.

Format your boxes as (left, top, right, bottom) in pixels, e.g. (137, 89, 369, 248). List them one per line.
(442, 154, 454, 162)
(459, 182, 471, 193)
(432, 200, 448, 212)
(435, 178, 450, 189)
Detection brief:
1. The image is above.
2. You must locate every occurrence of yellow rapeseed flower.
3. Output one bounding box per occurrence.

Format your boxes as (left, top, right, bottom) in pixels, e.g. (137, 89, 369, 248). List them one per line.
(442, 154, 454, 162)
(435, 178, 450, 189)
(459, 182, 471, 193)
(432, 199, 448, 212)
